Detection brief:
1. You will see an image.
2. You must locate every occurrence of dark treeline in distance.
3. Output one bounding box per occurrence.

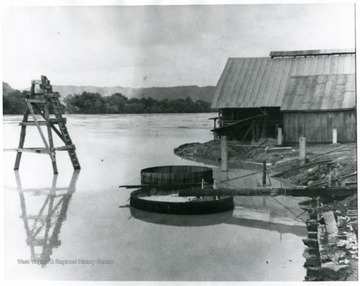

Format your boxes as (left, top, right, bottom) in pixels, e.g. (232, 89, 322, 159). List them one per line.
(64, 93, 212, 114)
(3, 83, 213, 114)
(3, 83, 28, 114)
(53, 85, 215, 101)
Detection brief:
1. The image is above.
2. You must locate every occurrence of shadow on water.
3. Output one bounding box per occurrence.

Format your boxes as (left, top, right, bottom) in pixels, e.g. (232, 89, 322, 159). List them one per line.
(15, 170, 80, 268)
(130, 204, 307, 237)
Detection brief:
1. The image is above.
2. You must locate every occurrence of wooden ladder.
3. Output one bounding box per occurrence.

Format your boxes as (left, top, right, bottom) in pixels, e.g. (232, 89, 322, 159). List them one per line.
(14, 75, 81, 174)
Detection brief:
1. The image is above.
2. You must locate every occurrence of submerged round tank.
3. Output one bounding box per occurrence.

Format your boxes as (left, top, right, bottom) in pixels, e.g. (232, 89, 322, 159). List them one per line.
(130, 165, 233, 215)
(141, 165, 214, 187)
(130, 188, 234, 215)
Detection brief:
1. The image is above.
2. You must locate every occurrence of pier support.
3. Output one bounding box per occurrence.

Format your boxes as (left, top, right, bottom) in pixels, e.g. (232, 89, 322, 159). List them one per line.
(277, 127, 283, 146)
(221, 135, 228, 172)
(332, 129, 338, 144)
(262, 161, 267, 186)
(299, 137, 306, 165)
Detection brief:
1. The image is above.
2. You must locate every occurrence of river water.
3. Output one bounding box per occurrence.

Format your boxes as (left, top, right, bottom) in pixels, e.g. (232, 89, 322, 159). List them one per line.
(3, 113, 308, 281)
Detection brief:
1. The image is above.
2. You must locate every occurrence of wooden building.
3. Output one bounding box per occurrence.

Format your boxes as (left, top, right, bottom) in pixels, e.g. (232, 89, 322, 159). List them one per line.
(211, 49, 355, 143)
(281, 74, 356, 143)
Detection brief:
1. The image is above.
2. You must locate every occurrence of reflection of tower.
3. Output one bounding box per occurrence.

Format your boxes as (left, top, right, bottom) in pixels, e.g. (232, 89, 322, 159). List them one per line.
(15, 170, 80, 267)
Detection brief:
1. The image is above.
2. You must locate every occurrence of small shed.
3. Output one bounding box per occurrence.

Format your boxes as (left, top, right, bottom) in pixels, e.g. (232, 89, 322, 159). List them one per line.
(281, 74, 356, 143)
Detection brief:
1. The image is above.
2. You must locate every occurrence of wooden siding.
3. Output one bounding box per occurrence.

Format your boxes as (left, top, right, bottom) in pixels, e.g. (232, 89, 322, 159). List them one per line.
(283, 111, 356, 143)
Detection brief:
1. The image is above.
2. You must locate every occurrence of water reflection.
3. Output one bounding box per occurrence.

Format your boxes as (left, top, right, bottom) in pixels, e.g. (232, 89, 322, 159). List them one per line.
(129, 168, 308, 238)
(15, 171, 80, 267)
(130, 196, 307, 237)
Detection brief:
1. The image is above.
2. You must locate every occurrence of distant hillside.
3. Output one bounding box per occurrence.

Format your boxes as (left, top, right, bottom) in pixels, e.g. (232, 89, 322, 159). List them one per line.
(3, 82, 214, 114)
(3, 82, 14, 95)
(52, 85, 215, 103)
(52, 85, 127, 97)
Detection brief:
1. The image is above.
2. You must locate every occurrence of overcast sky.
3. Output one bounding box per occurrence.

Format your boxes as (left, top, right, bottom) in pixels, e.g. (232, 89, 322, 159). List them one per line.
(2, 4, 355, 89)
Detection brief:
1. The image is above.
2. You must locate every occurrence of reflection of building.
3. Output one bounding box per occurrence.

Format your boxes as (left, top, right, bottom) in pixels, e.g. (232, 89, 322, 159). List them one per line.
(15, 171, 80, 267)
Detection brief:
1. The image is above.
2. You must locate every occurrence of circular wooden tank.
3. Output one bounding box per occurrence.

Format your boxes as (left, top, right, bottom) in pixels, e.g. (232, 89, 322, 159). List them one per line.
(141, 165, 214, 187)
(130, 189, 234, 215)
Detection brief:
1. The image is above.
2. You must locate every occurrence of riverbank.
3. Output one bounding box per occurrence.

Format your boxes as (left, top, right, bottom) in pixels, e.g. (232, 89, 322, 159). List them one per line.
(174, 138, 358, 281)
(174, 139, 356, 186)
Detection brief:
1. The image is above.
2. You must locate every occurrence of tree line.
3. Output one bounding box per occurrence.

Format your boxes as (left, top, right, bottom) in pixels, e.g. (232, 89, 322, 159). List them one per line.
(63, 92, 212, 114)
(3, 83, 213, 114)
(3, 83, 28, 114)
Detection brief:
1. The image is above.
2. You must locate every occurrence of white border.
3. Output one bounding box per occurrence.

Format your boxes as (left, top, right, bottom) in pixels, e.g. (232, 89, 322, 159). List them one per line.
(1, 1, 359, 286)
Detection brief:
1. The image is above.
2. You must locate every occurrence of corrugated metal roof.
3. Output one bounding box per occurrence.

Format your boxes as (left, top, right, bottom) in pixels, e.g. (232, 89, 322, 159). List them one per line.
(211, 52, 355, 108)
(281, 74, 355, 111)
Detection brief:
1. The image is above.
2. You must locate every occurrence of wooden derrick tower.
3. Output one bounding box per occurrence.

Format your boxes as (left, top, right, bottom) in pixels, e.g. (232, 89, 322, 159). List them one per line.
(14, 76, 80, 174)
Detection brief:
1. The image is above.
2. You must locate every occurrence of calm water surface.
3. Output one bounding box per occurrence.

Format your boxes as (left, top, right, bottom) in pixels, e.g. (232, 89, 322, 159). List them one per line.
(3, 113, 307, 281)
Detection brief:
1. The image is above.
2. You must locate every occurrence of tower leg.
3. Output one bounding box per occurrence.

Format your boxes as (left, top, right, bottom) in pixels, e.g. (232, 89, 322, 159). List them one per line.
(14, 111, 29, 170)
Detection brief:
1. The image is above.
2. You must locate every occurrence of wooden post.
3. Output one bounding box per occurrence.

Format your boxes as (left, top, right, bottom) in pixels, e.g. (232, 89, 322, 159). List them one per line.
(221, 135, 228, 172)
(277, 127, 283, 146)
(212, 118, 217, 140)
(14, 111, 29, 170)
(328, 171, 332, 187)
(332, 129, 337, 144)
(220, 169, 229, 189)
(262, 116, 267, 138)
(299, 137, 306, 165)
(262, 161, 267, 186)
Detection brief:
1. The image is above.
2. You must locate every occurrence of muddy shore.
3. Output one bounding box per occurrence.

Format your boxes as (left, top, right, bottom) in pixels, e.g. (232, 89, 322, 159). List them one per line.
(174, 139, 356, 186)
(174, 139, 358, 281)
